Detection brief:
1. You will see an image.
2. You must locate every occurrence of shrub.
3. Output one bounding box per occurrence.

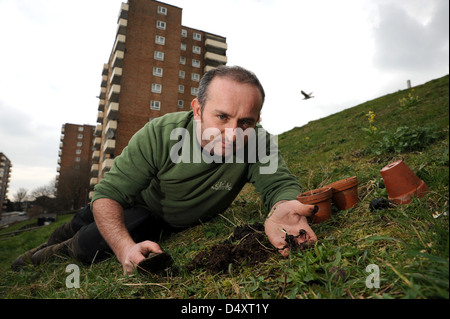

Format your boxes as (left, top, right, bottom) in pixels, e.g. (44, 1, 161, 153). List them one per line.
(370, 125, 442, 155)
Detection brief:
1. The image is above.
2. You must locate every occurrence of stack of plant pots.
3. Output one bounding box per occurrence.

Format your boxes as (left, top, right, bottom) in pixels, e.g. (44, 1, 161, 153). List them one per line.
(297, 187, 333, 224)
(297, 176, 359, 224)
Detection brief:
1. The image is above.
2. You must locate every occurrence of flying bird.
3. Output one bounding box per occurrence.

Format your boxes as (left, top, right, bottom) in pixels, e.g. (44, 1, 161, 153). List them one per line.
(301, 90, 314, 100)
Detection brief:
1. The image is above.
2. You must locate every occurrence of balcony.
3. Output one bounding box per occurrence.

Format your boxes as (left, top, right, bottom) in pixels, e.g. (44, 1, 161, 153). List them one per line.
(97, 111, 104, 123)
(98, 98, 105, 112)
(204, 65, 218, 73)
(90, 177, 98, 186)
(94, 124, 102, 137)
(205, 38, 227, 51)
(105, 120, 117, 139)
(112, 50, 124, 68)
(113, 34, 126, 53)
(92, 150, 100, 161)
(103, 139, 116, 154)
(204, 51, 227, 65)
(99, 87, 106, 100)
(117, 3, 129, 22)
(102, 63, 109, 75)
(108, 84, 121, 103)
(110, 67, 122, 85)
(117, 18, 127, 36)
(102, 159, 114, 173)
(93, 137, 101, 149)
(101, 74, 107, 88)
(90, 164, 99, 174)
(107, 102, 119, 120)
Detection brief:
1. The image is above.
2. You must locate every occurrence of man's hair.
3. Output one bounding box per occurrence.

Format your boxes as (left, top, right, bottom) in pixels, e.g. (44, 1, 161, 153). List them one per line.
(197, 65, 266, 111)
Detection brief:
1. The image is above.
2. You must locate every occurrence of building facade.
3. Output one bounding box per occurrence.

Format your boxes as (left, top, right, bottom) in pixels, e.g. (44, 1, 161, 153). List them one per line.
(0, 153, 12, 214)
(90, 0, 227, 194)
(56, 124, 95, 210)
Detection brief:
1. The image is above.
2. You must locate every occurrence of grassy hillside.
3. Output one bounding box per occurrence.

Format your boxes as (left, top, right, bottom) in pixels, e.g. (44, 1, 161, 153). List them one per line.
(0, 75, 448, 299)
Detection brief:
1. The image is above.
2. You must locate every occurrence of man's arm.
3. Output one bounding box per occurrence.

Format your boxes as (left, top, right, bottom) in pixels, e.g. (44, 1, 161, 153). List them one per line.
(92, 198, 162, 274)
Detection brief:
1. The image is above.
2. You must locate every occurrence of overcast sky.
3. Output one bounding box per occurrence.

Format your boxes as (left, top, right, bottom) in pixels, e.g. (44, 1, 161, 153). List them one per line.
(0, 0, 448, 201)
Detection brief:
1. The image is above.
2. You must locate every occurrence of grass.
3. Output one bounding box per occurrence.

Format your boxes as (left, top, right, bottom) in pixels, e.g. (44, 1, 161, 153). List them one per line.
(0, 75, 448, 299)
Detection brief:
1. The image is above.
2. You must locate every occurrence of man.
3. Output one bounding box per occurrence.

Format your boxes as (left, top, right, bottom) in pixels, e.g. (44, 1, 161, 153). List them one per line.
(12, 66, 317, 274)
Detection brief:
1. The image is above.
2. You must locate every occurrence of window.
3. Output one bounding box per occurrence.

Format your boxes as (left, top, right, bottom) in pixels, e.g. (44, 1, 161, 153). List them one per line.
(191, 87, 199, 96)
(193, 46, 201, 54)
(156, 20, 166, 30)
(154, 51, 164, 61)
(78, 127, 84, 132)
(180, 56, 186, 65)
(75, 157, 81, 162)
(193, 32, 202, 41)
(178, 100, 184, 108)
(179, 70, 185, 79)
(192, 59, 201, 68)
(155, 35, 165, 45)
(150, 101, 161, 111)
(157, 6, 167, 15)
(192, 73, 200, 82)
(153, 67, 163, 77)
(178, 85, 184, 93)
(152, 83, 162, 93)
(180, 43, 186, 51)
(76, 149, 82, 155)
(77, 142, 82, 147)
(77, 134, 83, 139)
(181, 29, 187, 37)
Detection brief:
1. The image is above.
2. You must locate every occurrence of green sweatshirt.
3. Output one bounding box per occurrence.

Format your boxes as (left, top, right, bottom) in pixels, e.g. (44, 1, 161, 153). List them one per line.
(92, 111, 301, 228)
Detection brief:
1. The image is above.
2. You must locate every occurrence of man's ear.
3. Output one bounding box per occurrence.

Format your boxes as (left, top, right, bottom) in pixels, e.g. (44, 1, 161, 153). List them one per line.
(191, 98, 201, 120)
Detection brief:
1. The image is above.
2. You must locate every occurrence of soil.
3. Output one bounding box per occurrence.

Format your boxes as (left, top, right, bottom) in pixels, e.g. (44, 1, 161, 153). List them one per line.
(187, 222, 272, 273)
(188, 222, 311, 273)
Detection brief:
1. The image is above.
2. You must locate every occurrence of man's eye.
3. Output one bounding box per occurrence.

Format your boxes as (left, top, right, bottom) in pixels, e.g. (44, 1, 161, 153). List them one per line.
(218, 115, 227, 120)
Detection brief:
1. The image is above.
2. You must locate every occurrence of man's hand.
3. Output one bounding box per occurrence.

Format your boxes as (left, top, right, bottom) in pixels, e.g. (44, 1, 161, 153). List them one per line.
(120, 240, 163, 275)
(264, 200, 318, 256)
(92, 198, 163, 275)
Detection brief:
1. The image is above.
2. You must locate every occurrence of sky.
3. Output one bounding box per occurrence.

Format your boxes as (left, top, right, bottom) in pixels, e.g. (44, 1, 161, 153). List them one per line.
(0, 0, 448, 201)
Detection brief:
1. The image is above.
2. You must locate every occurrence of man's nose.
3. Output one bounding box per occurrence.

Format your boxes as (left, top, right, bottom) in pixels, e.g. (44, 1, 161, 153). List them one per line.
(224, 125, 238, 143)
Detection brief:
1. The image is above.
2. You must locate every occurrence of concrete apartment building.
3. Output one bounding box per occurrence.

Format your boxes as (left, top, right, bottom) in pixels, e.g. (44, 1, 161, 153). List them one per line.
(0, 153, 12, 214)
(90, 0, 227, 194)
(57, 124, 95, 210)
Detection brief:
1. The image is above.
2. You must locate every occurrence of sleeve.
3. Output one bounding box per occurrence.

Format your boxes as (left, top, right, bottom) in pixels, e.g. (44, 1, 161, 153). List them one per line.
(247, 128, 302, 212)
(90, 122, 158, 209)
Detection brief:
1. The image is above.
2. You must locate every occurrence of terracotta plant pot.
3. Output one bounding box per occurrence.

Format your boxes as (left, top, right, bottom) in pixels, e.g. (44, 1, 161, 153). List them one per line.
(380, 160, 428, 204)
(297, 187, 333, 224)
(326, 176, 359, 211)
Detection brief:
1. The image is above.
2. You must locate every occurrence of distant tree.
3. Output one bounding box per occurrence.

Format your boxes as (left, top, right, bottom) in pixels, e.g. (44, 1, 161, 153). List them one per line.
(14, 188, 29, 211)
(56, 163, 90, 211)
(31, 184, 56, 200)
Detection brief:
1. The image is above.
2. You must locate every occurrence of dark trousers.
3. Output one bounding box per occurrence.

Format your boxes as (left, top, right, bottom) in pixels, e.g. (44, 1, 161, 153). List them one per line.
(59, 205, 181, 264)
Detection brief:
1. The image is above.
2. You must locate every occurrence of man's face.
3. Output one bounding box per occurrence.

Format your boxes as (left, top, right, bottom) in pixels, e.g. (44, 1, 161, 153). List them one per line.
(192, 77, 262, 157)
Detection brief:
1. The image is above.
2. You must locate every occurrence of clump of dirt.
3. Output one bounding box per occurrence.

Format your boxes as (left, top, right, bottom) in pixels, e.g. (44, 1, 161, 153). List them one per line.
(278, 229, 312, 252)
(188, 222, 274, 273)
